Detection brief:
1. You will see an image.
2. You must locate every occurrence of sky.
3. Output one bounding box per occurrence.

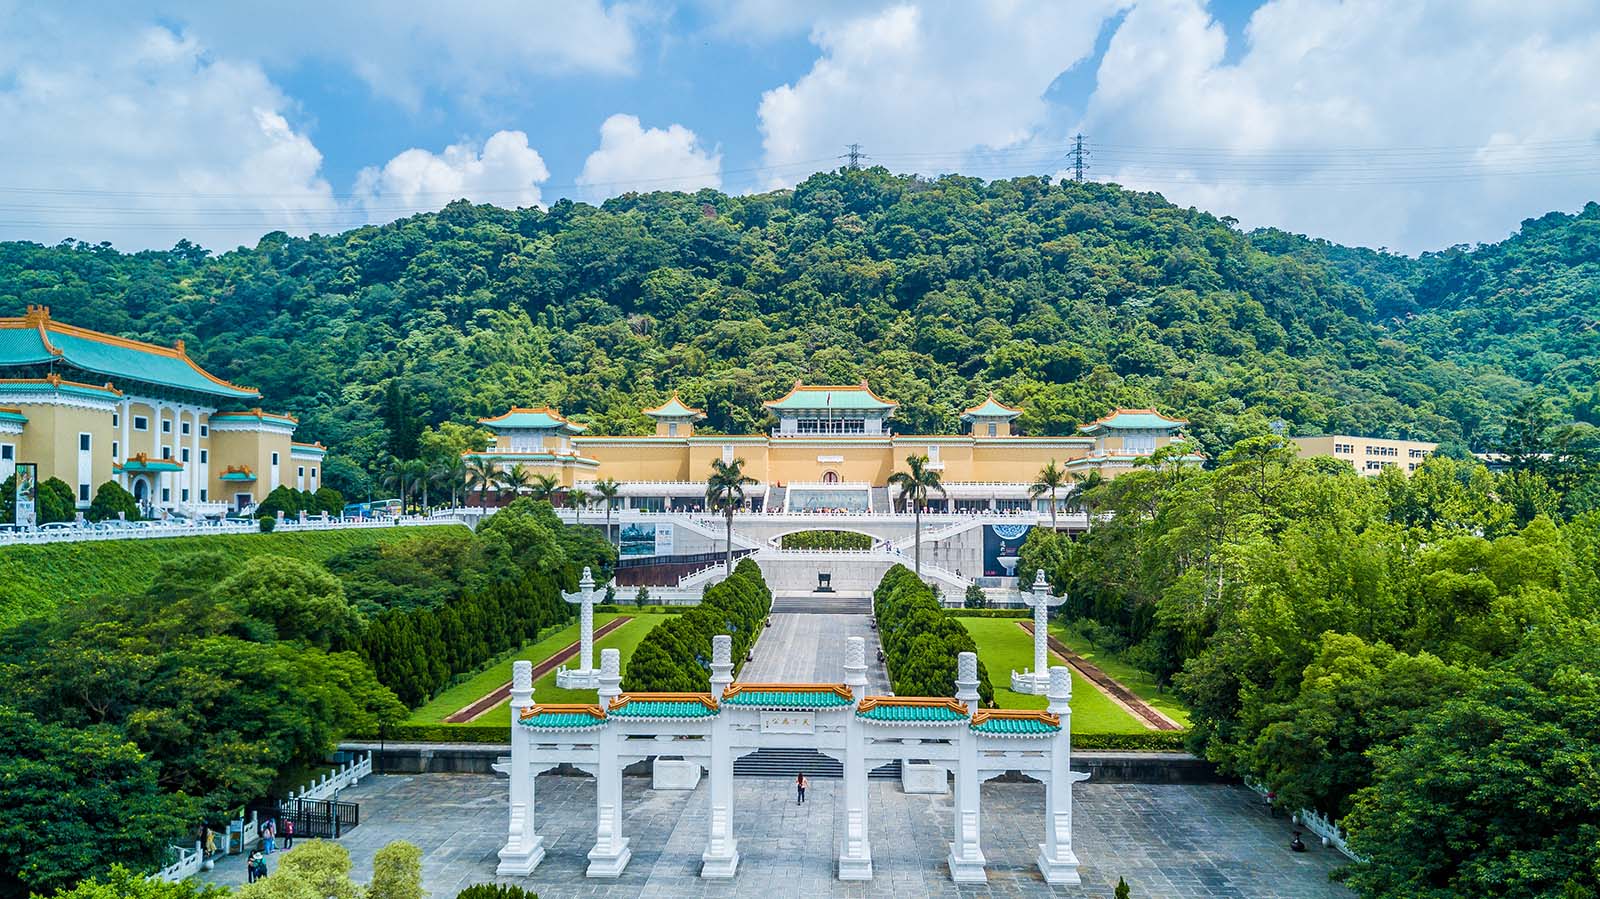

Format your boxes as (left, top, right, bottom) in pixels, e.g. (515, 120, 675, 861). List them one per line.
(2, 0, 1599, 254)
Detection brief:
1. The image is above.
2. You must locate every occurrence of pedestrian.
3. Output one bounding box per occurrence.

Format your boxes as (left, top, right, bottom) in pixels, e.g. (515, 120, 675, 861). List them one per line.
(246, 851, 262, 883)
(1291, 831, 1307, 853)
(253, 853, 269, 882)
(262, 818, 275, 855)
(796, 773, 807, 805)
(282, 817, 294, 850)
(203, 827, 216, 859)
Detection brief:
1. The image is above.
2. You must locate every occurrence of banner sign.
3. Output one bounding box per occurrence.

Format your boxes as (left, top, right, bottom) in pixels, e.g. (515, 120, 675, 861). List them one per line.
(14, 462, 37, 528)
(619, 522, 674, 558)
(760, 711, 815, 734)
(982, 523, 1032, 578)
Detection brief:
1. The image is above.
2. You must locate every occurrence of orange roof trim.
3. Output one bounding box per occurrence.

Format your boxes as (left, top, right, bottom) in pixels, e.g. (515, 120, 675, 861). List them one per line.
(763, 379, 898, 408)
(970, 708, 1061, 728)
(2, 305, 260, 396)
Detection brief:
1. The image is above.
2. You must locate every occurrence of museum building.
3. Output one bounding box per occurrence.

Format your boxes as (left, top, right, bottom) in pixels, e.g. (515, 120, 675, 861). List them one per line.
(0, 307, 323, 516)
(466, 381, 1193, 511)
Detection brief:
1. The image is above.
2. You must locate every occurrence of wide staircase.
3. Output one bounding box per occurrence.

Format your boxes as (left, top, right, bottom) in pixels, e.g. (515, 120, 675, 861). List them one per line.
(766, 485, 787, 512)
(870, 486, 889, 512)
(734, 747, 902, 781)
(770, 594, 873, 614)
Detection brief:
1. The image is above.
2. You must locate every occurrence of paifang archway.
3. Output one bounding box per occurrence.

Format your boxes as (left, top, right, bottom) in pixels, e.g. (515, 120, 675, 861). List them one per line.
(495, 636, 1086, 885)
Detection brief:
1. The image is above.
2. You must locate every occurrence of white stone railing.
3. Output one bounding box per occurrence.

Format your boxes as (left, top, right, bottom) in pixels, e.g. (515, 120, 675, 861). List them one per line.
(0, 515, 468, 546)
(1243, 777, 1364, 862)
(152, 842, 204, 883)
(286, 752, 372, 802)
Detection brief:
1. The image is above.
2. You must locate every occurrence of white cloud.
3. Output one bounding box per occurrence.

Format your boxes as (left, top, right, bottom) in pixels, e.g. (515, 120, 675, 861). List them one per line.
(0, 15, 342, 250)
(118, 1, 642, 108)
(755, 2, 1128, 187)
(1079, 0, 1600, 252)
(577, 114, 722, 199)
(355, 131, 550, 217)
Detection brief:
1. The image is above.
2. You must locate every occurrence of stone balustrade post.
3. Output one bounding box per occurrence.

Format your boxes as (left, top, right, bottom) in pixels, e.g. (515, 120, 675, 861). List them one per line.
(588, 648, 630, 877)
(497, 660, 545, 874)
(839, 636, 873, 880)
(1038, 665, 1081, 883)
(702, 634, 739, 878)
(948, 651, 987, 883)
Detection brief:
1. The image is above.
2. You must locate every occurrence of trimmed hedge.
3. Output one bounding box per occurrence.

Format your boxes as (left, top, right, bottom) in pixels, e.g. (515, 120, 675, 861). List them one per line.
(620, 558, 772, 693)
(778, 530, 872, 550)
(1073, 731, 1188, 751)
(947, 608, 1030, 618)
(359, 724, 1189, 752)
(874, 565, 996, 705)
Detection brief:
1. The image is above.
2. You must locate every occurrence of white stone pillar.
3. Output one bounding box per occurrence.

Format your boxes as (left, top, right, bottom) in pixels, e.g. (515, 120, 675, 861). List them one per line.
(948, 651, 987, 883)
(1038, 665, 1082, 883)
(702, 634, 739, 878)
(559, 568, 600, 688)
(1032, 581, 1050, 677)
(189, 408, 201, 505)
(497, 660, 545, 874)
(839, 636, 873, 880)
(588, 648, 630, 877)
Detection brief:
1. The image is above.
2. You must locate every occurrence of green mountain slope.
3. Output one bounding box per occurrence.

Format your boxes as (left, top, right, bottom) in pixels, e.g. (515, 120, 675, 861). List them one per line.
(2, 171, 1594, 488)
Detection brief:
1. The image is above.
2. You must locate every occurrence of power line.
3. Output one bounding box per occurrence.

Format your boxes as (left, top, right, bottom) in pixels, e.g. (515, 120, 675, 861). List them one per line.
(1068, 134, 1090, 183)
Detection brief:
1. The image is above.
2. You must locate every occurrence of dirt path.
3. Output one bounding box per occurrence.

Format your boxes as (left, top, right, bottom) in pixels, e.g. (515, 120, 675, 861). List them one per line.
(1018, 621, 1183, 731)
(444, 616, 633, 723)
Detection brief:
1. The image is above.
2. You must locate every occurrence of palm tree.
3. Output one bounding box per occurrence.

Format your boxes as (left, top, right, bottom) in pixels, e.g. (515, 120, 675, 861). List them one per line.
(432, 457, 467, 509)
(594, 477, 622, 547)
(499, 463, 536, 497)
(1065, 469, 1105, 532)
(705, 457, 756, 574)
(464, 457, 500, 507)
(565, 488, 591, 524)
(1029, 459, 1069, 530)
(380, 456, 413, 508)
(888, 454, 946, 579)
(529, 473, 561, 503)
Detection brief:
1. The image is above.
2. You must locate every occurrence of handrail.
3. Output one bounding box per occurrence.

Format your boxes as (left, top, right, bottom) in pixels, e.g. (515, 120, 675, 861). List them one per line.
(0, 516, 469, 546)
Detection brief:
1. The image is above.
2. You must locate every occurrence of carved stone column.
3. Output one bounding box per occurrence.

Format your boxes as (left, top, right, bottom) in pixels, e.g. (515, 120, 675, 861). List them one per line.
(947, 651, 987, 883)
(497, 660, 545, 874)
(1038, 665, 1082, 883)
(588, 648, 630, 877)
(839, 636, 873, 880)
(702, 634, 739, 878)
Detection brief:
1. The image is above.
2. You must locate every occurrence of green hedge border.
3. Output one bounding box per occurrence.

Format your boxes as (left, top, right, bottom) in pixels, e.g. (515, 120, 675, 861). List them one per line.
(354, 726, 1189, 751)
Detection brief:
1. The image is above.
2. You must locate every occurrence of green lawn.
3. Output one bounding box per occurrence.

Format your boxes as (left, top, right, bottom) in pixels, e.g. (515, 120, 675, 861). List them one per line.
(1048, 624, 1191, 727)
(407, 612, 675, 724)
(0, 524, 470, 627)
(958, 617, 1148, 734)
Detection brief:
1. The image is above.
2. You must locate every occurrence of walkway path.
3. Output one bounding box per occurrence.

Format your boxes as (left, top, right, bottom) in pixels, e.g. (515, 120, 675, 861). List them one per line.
(742, 599, 889, 694)
(443, 617, 632, 723)
(201, 773, 1352, 898)
(1020, 621, 1182, 731)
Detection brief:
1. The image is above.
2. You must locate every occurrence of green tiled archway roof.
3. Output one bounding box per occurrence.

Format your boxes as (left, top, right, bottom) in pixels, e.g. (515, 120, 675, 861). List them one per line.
(608, 693, 719, 719)
(857, 697, 970, 724)
(970, 710, 1061, 736)
(516, 704, 607, 730)
(721, 683, 854, 709)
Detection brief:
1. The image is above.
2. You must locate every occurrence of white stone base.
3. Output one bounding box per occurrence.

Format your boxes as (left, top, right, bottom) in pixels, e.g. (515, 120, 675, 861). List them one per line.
(652, 758, 702, 790)
(1037, 845, 1082, 884)
(901, 762, 948, 794)
(700, 848, 739, 879)
(1009, 669, 1051, 695)
(556, 667, 601, 690)
(586, 839, 632, 878)
(496, 836, 545, 875)
(838, 851, 873, 881)
(947, 846, 988, 883)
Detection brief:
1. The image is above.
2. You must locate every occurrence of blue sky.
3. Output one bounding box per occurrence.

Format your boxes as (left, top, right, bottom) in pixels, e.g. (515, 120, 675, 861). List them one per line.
(2, 1, 1598, 253)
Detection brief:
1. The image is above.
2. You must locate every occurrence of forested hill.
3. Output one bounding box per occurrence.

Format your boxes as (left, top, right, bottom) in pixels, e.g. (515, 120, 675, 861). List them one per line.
(1, 170, 1595, 490)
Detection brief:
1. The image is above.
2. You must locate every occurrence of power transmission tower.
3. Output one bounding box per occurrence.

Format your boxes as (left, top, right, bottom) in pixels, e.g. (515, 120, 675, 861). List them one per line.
(1068, 134, 1090, 182)
(840, 143, 868, 171)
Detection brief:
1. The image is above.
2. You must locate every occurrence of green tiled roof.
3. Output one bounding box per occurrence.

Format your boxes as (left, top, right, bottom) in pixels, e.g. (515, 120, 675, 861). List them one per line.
(857, 700, 969, 723)
(1077, 409, 1187, 434)
(479, 408, 585, 433)
(0, 315, 259, 400)
(970, 716, 1060, 736)
(0, 408, 26, 424)
(290, 443, 326, 457)
(764, 383, 896, 412)
(961, 395, 1021, 420)
(116, 458, 184, 473)
(642, 394, 705, 419)
(608, 697, 719, 719)
(722, 687, 854, 709)
(219, 470, 257, 482)
(518, 711, 607, 729)
(211, 410, 298, 428)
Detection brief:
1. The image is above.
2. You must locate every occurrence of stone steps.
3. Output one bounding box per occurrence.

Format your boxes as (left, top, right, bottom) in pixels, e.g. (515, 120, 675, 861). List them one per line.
(732, 746, 901, 780)
(770, 594, 873, 614)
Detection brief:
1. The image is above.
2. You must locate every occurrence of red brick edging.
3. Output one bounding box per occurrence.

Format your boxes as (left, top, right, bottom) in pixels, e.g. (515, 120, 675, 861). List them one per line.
(1019, 621, 1182, 731)
(444, 616, 634, 723)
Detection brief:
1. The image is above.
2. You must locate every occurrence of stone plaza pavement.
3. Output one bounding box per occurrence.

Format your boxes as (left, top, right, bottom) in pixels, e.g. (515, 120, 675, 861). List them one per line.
(740, 610, 891, 693)
(205, 773, 1352, 899)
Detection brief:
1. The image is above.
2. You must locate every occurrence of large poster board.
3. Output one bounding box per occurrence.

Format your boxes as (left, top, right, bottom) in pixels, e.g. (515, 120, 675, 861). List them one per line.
(618, 522, 674, 558)
(14, 462, 37, 528)
(982, 523, 1031, 577)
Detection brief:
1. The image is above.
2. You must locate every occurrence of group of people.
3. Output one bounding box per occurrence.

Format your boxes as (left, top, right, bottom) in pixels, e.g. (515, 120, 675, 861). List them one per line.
(245, 816, 294, 883)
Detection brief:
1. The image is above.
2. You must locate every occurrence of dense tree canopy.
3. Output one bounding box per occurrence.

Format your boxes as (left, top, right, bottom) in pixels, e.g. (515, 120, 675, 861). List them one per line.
(3, 173, 1594, 493)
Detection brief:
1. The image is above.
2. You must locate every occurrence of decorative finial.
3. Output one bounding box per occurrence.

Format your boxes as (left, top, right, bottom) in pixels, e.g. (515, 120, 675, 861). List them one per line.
(601, 648, 621, 678)
(958, 651, 977, 683)
(712, 634, 732, 666)
(579, 567, 594, 591)
(174, 339, 185, 354)
(512, 659, 533, 692)
(1033, 569, 1048, 591)
(845, 636, 865, 669)
(1049, 666, 1071, 700)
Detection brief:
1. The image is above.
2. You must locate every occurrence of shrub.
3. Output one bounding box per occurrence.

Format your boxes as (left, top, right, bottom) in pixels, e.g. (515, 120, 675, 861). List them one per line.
(873, 565, 995, 704)
(38, 477, 76, 523)
(313, 486, 345, 516)
(779, 529, 872, 550)
(963, 583, 987, 609)
(947, 608, 1029, 618)
(1073, 732, 1187, 751)
(87, 481, 141, 522)
(258, 515, 276, 533)
(621, 558, 771, 692)
(456, 885, 539, 899)
(368, 841, 423, 899)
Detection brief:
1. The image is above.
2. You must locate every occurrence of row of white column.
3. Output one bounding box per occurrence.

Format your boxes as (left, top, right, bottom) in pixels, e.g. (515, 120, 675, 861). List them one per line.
(498, 637, 1079, 885)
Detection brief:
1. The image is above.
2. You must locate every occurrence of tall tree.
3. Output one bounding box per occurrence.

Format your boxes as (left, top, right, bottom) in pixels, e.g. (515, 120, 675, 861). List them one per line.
(705, 457, 755, 574)
(594, 477, 622, 548)
(528, 473, 561, 503)
(464, 457, 501, 507)
(889, 454, 946, 579)
(565, 488, 591, 524)
(1029, 459, 1069, 529)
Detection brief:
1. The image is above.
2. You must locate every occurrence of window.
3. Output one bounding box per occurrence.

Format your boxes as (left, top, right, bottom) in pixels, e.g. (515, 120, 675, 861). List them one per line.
(311, 468, 317, 480)
(200, 449, 208, 463)
(161, 446, 172, 460)
(1124, 432, 1156, 454)
(161, 419, 171, 434)
(722, 445, 734, 464)
(78, 433, 91, 452)
(133, 415, 149, 431)
(199, 489, 208, 502)
(162, 487, 170, 502)
(181, 421, 191, 436)
(987, 423, 997, 437)
(199, 424, 208, 437)
(181, 489, 189, 502)
(1, 445, 13, 461)
(668, 422, 678, 437)
(111, 441, 119, 459)
(181, 448, 190, 463)
(112, 412, 119, 428)
(297, 466, 305, 478)
(271, 452, 280, 465)
(79, 483, 89, 502)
